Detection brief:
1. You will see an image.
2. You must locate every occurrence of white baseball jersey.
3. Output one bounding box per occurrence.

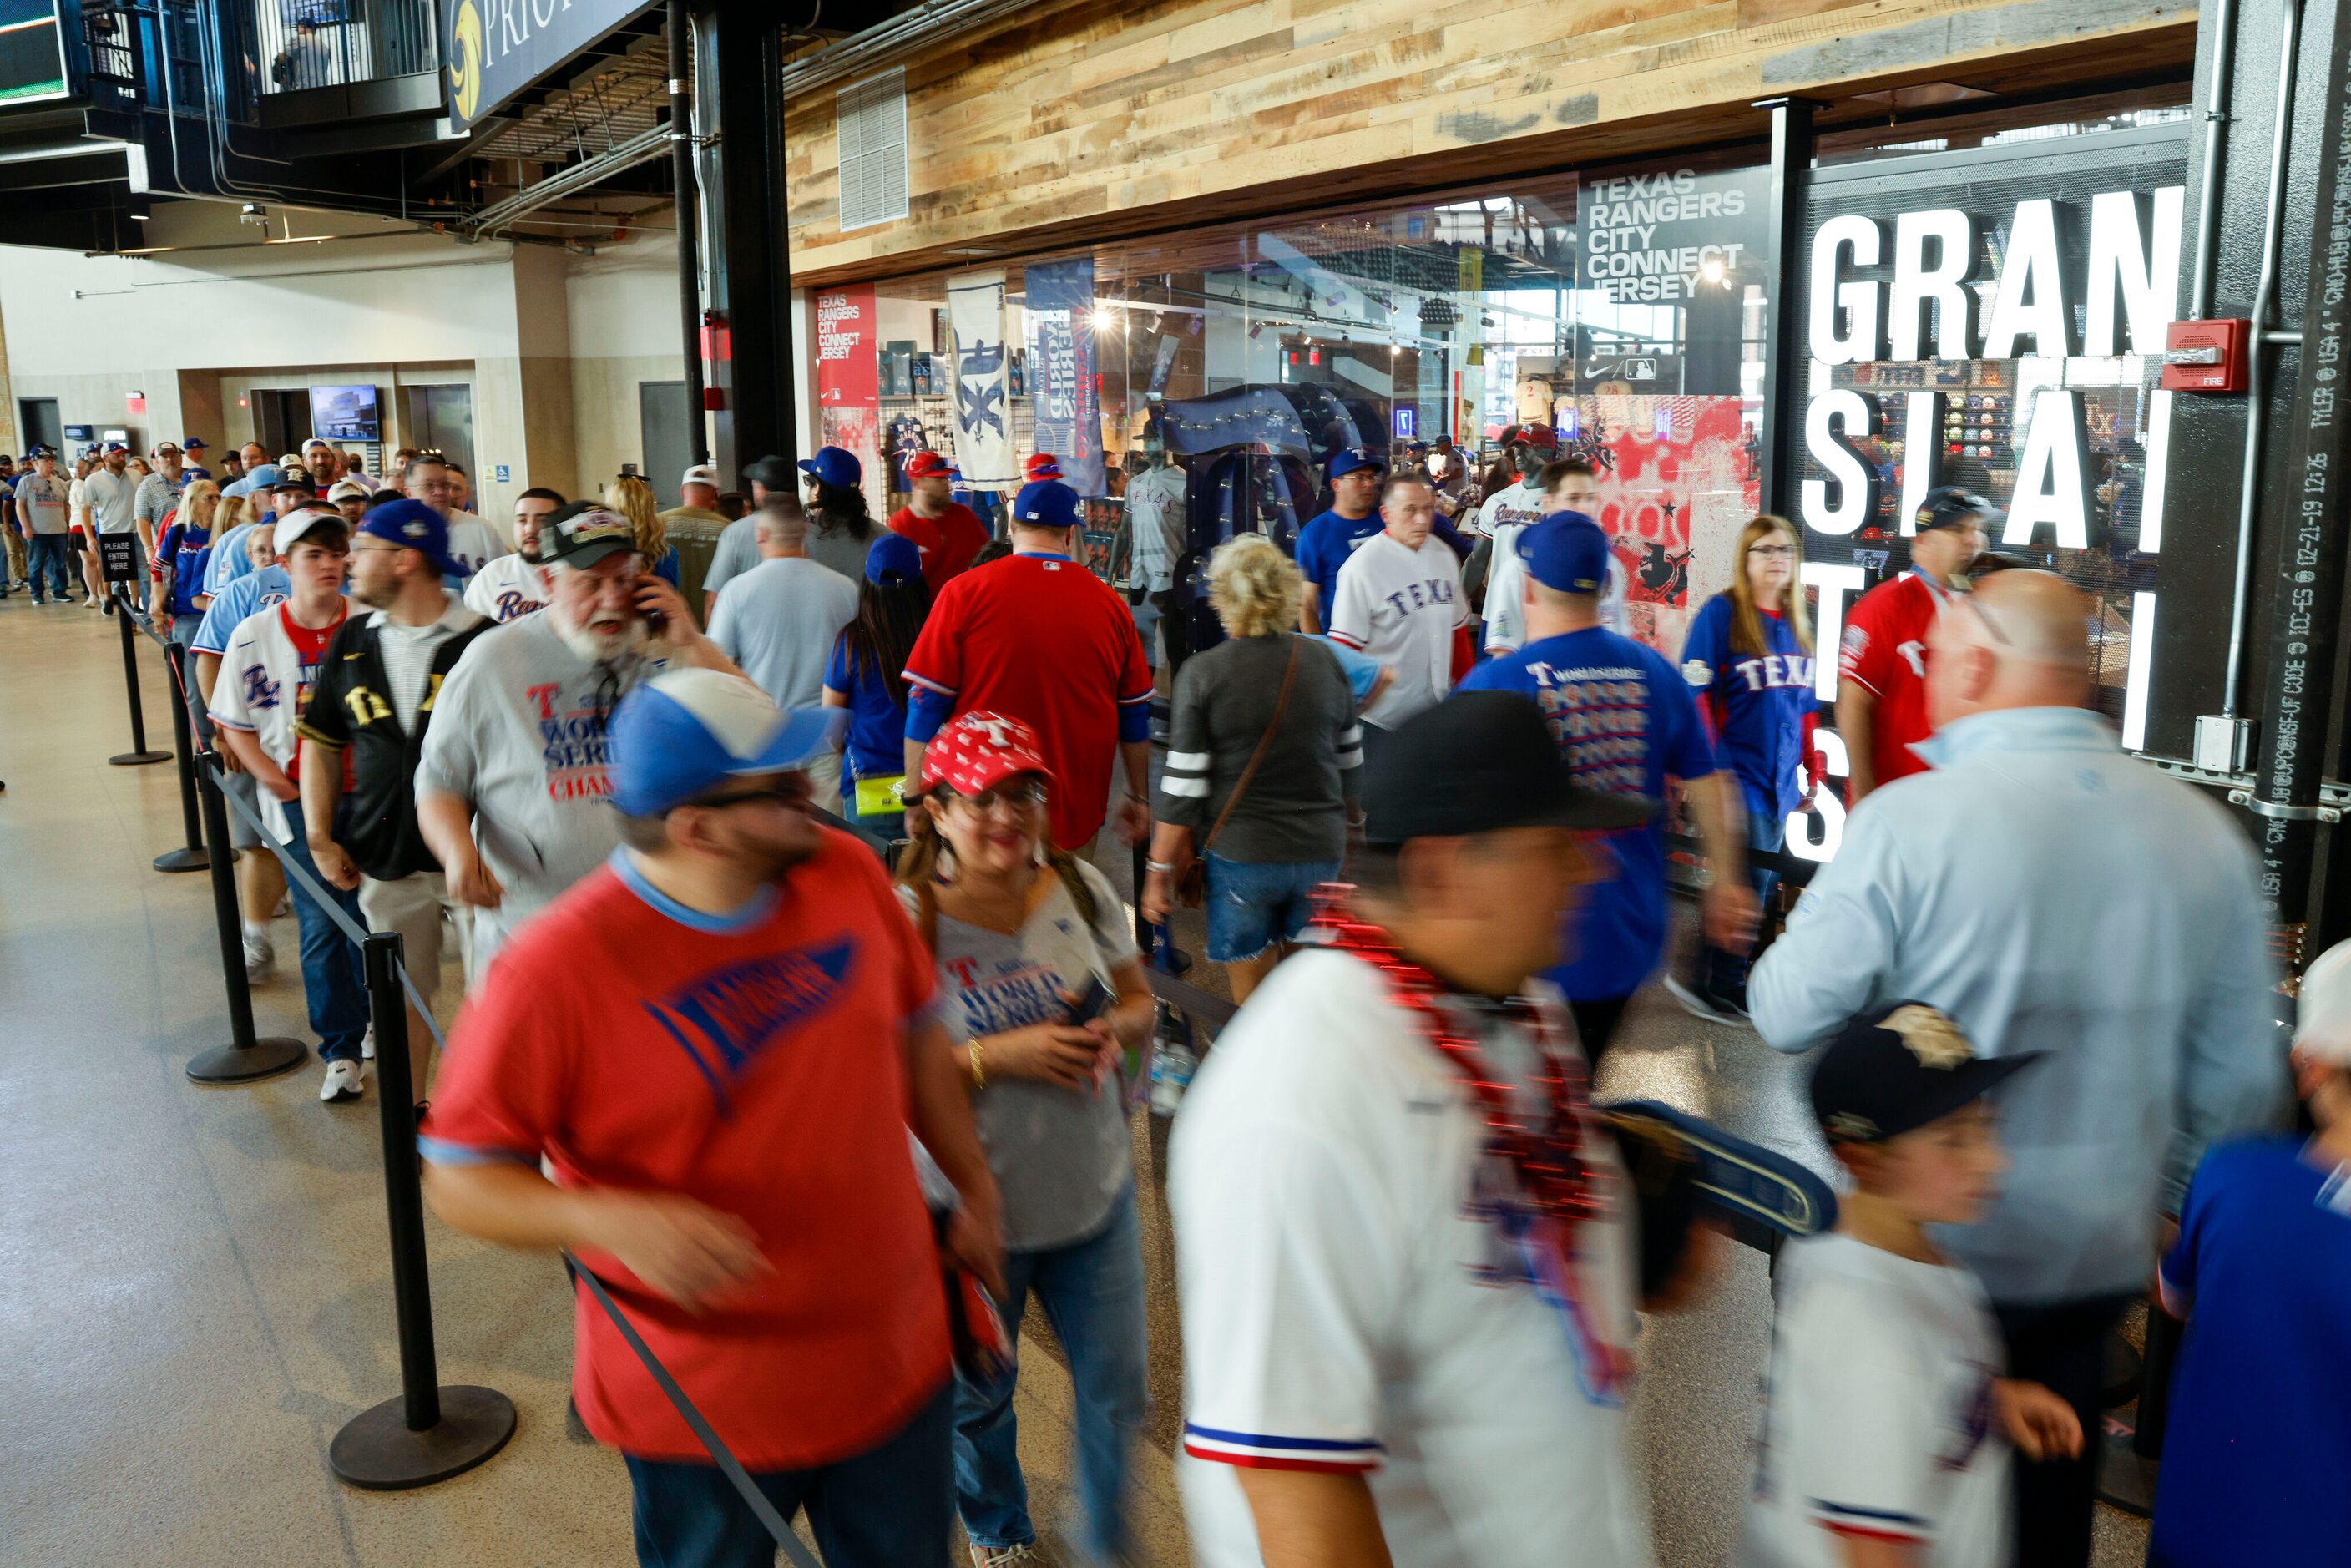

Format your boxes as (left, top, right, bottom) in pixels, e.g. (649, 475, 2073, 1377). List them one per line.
(1484, 540, 1631, 651)
(442, 513, 511, 581)
(463, 553, 549, 623)
(1473, 478, 1545, 541)
(1326, 530, 1465, 731)
(1170, 948, 1649, 1568)
(1739, 1232, 2010, 1568)
(207, 599, 351, 844)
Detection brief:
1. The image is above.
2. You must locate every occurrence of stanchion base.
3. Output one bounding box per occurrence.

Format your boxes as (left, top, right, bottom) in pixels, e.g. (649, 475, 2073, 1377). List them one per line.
(154, 846, 210, 873)
(186, 1037, 310, 1084)
(2094, 1420, 2160, 1516)
(330, 1385, 517, 1490)
(2102, 1329, 2143, 1409)
(109, 750, 173, 766)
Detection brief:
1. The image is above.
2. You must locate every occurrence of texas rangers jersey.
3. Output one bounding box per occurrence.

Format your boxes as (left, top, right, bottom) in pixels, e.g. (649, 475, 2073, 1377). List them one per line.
(1681, 592, 1818, 821)
(1838, 569, 1953, 788)
(463, 553, 549, 623)
(1484, 534, 1631, 650)
(442, 513, 512, 582)
(1739, 1232, 2010, 1568)
(1172, 947, 1648, 1568)
(207, 600, 351, 843)
(1327, 530, 1466, 730)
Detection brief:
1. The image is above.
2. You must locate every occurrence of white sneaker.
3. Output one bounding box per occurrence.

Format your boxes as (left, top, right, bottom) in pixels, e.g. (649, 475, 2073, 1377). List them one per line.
(361, 1025, 376, 1060)
(320, 1060, 365, 1102)
(1663, 974, 1745, 1026)
(274, 893, 291, 917)
(243, 932, 276, 982)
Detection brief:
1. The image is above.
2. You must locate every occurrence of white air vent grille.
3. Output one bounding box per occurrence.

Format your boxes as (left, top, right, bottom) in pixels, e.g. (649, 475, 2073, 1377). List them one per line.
(837, 68, 909, 231)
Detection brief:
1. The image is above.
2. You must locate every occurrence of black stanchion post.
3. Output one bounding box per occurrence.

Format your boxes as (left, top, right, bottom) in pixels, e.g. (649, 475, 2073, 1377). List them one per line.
(109, 589, 170, 766)
(154, 635, 209, 873)
(328, 932, 514, 1490)
(185, 756, 308, 1084)
(2096, 1297, 2182, 1516)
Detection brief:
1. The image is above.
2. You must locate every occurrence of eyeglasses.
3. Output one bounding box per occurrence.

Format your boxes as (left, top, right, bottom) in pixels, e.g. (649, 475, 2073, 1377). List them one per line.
(951, 780, 1049, 814)
(1749, 545, 1796, 560)
(685, 779, 812, 814)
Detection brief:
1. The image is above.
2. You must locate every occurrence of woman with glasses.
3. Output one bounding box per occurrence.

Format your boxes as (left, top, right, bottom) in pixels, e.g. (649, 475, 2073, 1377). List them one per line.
(1665, 514, 1824, 1024)
(896, 711, 1155, 1568)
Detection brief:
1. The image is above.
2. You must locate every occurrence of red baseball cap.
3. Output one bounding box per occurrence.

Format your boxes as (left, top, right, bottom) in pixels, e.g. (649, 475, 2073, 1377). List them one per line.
(905, 450, 951, 480)
(1024, 452, 1064, 481)
(920, 712, 1055, 797)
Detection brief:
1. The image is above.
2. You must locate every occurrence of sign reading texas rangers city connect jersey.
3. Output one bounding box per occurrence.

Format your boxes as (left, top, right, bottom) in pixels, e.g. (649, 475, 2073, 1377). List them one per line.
(442, 0, 650, 130)
(0, 0, 70, 106)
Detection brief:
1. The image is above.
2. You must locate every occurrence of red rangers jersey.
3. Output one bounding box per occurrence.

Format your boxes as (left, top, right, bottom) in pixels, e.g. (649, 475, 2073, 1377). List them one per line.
(1837, 569, 1954, 789)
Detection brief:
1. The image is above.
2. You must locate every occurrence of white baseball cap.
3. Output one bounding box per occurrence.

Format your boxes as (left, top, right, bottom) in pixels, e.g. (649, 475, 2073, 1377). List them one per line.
(680, 463, 720, 490)
(326, 478, 372, 503)
(274, 504, 345, 554)
(2297, 940, 2351, 1068)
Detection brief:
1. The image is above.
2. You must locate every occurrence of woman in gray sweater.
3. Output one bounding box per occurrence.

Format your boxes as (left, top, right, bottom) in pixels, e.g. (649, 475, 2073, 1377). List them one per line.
(1140, 533, 1363, 999)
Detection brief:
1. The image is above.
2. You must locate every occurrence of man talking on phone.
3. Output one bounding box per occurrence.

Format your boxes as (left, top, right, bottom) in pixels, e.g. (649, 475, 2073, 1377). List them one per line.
(417, 503, 744, 977)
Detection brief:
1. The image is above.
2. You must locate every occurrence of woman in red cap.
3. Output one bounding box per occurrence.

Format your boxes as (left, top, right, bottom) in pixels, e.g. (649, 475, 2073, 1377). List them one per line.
(896, 711, 1155, 1568)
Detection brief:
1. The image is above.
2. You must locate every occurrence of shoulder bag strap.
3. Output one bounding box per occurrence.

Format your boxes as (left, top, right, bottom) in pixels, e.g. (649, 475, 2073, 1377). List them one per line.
(1201, 638, 1301, 859)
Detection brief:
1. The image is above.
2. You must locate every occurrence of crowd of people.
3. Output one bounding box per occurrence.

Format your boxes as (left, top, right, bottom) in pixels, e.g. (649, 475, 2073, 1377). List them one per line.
(33, 419, 2338, 1568)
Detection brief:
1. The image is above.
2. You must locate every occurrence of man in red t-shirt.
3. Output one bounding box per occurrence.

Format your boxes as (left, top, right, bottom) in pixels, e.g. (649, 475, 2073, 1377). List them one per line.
(887, 450, 992, 589)
(1836, 486, 1993, 801)
(901, 478, 1155, 850)
(422, 669, 1000, 1565)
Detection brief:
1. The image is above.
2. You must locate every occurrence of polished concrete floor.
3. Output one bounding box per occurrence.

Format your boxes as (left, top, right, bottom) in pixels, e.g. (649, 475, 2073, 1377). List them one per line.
(0, 596, 2152, 1566)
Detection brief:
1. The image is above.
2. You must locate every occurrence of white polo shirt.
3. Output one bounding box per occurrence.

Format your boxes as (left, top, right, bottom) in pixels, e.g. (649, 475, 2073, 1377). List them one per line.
(1170, 947, 1649, 1568)
(1326, 530, 1466, 731)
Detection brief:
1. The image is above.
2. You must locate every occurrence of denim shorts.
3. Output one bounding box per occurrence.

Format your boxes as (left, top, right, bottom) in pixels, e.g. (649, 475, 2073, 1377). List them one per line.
(1204, 852, 1342, 962)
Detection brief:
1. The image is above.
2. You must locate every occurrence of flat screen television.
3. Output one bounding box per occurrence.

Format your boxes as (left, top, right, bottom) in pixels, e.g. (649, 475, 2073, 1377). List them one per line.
(310, 382, 380, 441)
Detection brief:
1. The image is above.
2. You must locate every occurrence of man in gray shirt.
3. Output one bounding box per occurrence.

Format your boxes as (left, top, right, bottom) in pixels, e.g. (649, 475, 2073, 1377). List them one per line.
(416, 503, 741, 972)
(710, 495, 857, 804)
(82, 443, 145, 608)
(700, 453, 795, 620)
(134, 441, 190, 555)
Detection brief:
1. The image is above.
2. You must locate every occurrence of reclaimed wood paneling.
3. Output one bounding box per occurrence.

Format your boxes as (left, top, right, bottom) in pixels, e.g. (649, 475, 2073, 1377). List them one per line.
(784, 0, 2193, 285)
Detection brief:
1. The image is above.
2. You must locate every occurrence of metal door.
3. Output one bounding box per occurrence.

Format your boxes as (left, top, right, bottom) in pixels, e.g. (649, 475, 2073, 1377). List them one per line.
(16, 398, 59, 454)
(638, 381, 690, 509)
(404, 385, 476, 482)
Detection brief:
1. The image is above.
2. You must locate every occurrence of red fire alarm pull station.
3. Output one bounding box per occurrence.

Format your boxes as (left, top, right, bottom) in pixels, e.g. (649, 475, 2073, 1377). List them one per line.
(2162, 318, 2251, 392)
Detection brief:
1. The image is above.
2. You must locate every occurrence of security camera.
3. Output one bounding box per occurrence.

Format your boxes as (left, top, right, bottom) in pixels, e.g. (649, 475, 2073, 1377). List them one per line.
(239, 203, 268, 227)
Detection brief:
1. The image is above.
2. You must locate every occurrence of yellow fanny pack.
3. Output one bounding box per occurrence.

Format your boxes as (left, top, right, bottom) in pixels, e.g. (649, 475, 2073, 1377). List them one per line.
(853, 774, 908, 815)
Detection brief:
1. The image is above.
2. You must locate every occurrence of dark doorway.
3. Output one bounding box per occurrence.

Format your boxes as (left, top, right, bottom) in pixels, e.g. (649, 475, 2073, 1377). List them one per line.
(16, 397, 59, 454)
(252, 389, 306, 458)
(638, 381, 690, 509)
(403, 385, 476, 482)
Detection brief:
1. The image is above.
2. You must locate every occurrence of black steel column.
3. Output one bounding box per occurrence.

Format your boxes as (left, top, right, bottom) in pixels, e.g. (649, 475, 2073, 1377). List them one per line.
(693, 0, 796, 483)
(668, 0, 709, 468)
(2247, 0, 2351, 965)
(1756, 96, 1816, 521)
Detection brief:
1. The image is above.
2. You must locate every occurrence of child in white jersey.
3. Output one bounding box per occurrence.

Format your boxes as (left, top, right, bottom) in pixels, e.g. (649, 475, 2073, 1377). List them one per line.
(1742, 1002, 2081, 1568)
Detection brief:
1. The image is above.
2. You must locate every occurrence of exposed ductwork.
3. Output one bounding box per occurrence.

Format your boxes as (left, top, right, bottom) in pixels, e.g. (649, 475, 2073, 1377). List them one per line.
(776, 0, 1039, 99)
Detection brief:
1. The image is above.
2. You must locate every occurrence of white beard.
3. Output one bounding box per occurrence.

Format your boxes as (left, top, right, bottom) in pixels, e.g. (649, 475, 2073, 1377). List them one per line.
(551, 606, 652, 666)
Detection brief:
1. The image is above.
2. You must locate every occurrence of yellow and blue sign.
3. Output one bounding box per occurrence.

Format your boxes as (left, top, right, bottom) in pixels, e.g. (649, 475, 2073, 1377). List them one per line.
(443, 0, 645, 132)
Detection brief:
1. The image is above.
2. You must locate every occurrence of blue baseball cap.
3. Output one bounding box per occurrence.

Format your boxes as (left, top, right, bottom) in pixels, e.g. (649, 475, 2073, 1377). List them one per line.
(1517, 510, 1612, 595)
(1011, 478, 1080, 531)
(1916, 485, 2001, 533)
(244, 463, 284, 488)
(866, 532, 923, 587)
(104, 442, 129, 454)
(358, 498, 462, 576)
(797, 446, 862, 489)
(610, 669, 847, 817)
(1327, 446, 1384, 480)
(182, 437, 208, 451)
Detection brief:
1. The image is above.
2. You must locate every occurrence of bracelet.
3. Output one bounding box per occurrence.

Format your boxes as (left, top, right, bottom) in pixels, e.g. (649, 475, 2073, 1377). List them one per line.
(1125, 790, 1150, 803)
(1145, 860, 1177, 874)
(966, 1036, 987, 1088)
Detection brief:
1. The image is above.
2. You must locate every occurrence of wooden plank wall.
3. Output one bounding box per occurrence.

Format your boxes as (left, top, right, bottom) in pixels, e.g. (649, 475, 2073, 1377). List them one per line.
(784, 0, 2195, 284)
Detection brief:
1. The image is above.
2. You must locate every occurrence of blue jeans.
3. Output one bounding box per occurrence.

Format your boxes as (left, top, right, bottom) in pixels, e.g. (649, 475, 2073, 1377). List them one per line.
(624, 1382, 953, 1568)
(280, 829, 367, 1063)
(954, 1185, 1148, 1562)
(26, 534, 73, 600)
(1696, 809, 1786, 999)
(1203, 852, 1342, 963)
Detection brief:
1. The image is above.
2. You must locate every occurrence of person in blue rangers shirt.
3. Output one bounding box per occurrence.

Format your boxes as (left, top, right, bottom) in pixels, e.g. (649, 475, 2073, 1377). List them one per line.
(2146, 936, 2351, 1568)
(1292, 445, 1386, 635)
(1458, 511, 1756, 1065)
(1664, 514, 1825, 1024)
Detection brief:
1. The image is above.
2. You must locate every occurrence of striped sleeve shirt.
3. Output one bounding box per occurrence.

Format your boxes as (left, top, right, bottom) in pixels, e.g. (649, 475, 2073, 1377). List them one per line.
(1155, 632, 1360, 866)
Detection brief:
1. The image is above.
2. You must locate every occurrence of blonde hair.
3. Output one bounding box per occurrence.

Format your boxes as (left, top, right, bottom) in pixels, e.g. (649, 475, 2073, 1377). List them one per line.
(604, 475, 666, 568)
(233, 493, 265, 529)
(1206, 531, 1304, 639)
(179, 479, 221, 533)
(1730, 515, 1813, 659)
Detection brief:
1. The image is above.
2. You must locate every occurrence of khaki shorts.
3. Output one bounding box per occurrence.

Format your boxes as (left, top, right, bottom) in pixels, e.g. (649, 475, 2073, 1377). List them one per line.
(358, 871, 468, 1015)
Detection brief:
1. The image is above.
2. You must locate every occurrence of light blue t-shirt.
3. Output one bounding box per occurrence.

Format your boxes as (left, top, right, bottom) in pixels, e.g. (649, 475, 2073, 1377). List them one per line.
(707, 556, 859, 709)
(203, 522, 260, 594)
(1304, 634, 1381, 706)
(191, 564, 293, 655)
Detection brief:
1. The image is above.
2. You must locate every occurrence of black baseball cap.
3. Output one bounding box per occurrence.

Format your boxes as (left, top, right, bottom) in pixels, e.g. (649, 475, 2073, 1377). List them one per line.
(743, 453, 796, 492)
(1916, 485, 2000, 533)
(270, 466, 316, 495)
(537, 500, 640, 570)
(1810, 1001, 2042, 1145)
(1360, 691, 1656, 847)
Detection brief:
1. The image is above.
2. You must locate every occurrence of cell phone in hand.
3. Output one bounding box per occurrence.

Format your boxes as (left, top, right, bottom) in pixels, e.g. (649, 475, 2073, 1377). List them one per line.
(1064, 974, 1112, 1027)
(635, 573, 667, 633)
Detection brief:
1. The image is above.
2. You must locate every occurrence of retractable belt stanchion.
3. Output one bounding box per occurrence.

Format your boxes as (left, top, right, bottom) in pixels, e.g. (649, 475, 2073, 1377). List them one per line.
(2096, 1295, 2181, 1516)
(328, 931, 517, 1488)
(153, 633, 210, 873)
(106, 579, 170, 766)
(183, 746, 309, 1083)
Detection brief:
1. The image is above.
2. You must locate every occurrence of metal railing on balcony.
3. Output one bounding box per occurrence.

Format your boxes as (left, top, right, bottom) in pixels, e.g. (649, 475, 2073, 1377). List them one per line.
(249, 0, 437, 94)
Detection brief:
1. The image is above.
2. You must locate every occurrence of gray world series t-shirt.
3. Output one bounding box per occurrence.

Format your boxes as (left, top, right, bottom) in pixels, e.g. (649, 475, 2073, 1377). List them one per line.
(416, 613, 664, 961)
(902, 858, 1139, 1251)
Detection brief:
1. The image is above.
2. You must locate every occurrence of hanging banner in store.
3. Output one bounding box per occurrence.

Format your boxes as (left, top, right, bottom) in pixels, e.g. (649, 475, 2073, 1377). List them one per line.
(442, 0, 644, 130)
(815, 285, 886, 516)
(947, 271, 1018, 489)
(1579, 165, 1771, 305)
(1025, 259, 1105, 496)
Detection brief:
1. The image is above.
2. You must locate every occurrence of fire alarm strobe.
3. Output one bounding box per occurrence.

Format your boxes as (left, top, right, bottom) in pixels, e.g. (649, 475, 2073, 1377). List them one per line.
(2161, 318, 2250, 393)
